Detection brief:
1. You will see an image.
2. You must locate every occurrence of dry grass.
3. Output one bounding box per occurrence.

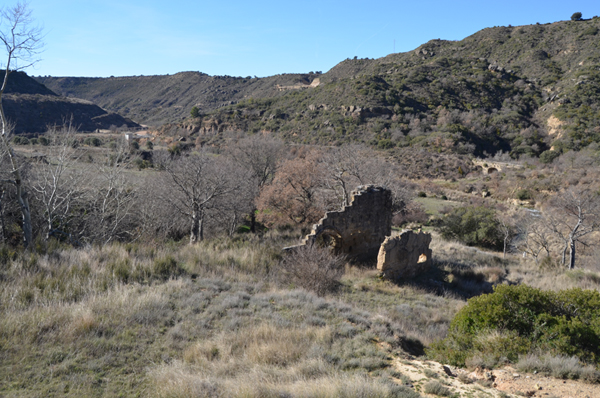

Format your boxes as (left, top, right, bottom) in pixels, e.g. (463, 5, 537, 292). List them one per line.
(431, 233, 600, 293)
(517, 354, 600, 383)
(2, 227, 599, 396)
(0, 234, 428, 396)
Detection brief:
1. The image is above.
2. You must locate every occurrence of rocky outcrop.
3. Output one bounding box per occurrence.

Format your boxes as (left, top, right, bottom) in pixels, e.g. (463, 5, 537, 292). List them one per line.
(377, 230, 432, 280)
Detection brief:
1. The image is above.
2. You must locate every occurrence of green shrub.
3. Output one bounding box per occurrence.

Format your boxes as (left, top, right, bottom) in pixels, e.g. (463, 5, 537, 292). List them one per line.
(153, 256, 185, 280)
(428, 285, 600, 367)
(440, 206, 503, 250)
(376, 139, 394, 150)
(515, 189, 532, 200)
(571, 12, 583, 21)
(12, 136, 29, 145)
(84, 136, 102, 147)
(539, 150, 560, 164)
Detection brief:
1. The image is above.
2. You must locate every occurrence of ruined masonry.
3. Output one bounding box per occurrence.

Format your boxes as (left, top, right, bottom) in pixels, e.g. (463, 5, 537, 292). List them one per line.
(303, 185, 393, 261)
(377, 231, 432, 281)
(293, 185, 433, 280)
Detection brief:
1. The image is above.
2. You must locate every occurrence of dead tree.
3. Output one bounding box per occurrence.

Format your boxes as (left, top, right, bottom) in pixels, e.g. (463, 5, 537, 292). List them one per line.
(229, 135, 284, 232)
(547, 187, 600, 269)
(86, 138, 138, 245)
(0, 2, 43, 248)
(518, 213, 554, 264)
(159, 151, 246, 244)
(30, 123, 87, 242)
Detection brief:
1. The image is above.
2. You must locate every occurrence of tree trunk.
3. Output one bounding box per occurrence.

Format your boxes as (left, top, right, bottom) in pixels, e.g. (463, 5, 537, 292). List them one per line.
(250, 207, 256, 233)
(199, 214, 204, 242)
(569, 239, 576, 270)
(190, 204, 200, 244)
(17, 188, 33, 248)
(0, 188, 5, 243)
(561, 244, 568, 267)
(229, 213, 238, 236)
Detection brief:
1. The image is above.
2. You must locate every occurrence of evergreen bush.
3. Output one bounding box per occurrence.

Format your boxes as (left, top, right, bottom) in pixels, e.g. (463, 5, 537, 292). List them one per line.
(428, 285, 600, 367)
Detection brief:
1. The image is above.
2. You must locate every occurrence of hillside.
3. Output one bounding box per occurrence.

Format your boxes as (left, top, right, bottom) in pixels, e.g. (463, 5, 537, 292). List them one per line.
(36, 72, 321, 126)
(1, 71, 139, 134)
(36, 17, 600, 157)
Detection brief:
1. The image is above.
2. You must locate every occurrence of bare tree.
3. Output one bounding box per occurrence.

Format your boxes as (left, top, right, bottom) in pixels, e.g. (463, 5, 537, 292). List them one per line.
(86, 138, 138, 245)
(158, 151, 247, 244)
(0, 141, 8, 243)
(30, 123, 87, 242)
(229, 135, 284, 232)
(0, 1, 43, 248)
(518, 213, 554, 264)
(321, 144, 411, 212)
(546, 187, 600, 269)
(321, 145, 364, 208)
(498, 213, 515, 259)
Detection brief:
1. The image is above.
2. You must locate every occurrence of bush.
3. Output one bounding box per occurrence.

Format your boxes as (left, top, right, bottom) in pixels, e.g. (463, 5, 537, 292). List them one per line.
(440, 206, 503, 250)
(279, 245, 345, 296)
(11, 136, 29, 145)
(515, 189, 532, 200)
(153, 256, 186, 280)
(571, 12, 583, 21)
(423, 381, 451, 396)
(539, 150, 560, 164)
(392, 202, 428, 226)
(428, 285, 600, 367)
(84, 136, 102, 147)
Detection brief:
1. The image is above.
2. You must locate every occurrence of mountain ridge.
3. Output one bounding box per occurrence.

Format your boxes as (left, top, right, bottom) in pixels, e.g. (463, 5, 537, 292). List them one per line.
(35, 17, 600, 156)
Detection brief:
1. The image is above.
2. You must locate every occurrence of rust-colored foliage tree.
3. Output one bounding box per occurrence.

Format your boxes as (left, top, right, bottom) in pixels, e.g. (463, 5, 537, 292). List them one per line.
(256, 150, 325, 227)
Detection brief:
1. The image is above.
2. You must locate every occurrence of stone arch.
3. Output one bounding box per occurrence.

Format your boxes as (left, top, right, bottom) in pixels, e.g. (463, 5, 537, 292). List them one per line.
(314, 226, 343, 255)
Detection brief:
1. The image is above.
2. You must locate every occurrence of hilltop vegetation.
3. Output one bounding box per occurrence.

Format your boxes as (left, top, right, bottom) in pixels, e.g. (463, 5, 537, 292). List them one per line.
(36, 17, 600, 159)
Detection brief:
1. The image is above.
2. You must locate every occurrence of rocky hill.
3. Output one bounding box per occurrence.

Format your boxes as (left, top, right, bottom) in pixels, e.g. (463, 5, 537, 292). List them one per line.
(36, 17, 600, 157)
(2, 71, 139, 135)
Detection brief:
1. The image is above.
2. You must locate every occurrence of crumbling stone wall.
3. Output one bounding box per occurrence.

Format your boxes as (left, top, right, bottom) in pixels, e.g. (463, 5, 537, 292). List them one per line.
(302, 185, 392, 260)
(377, 230, 432, 280)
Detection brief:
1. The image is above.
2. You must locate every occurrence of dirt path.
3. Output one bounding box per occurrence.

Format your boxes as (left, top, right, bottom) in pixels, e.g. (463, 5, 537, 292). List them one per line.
(393, 358, 600, 397)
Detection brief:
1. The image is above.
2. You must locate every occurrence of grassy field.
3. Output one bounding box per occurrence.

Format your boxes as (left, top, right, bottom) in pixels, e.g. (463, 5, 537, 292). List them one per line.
(1, 230, 599, 397)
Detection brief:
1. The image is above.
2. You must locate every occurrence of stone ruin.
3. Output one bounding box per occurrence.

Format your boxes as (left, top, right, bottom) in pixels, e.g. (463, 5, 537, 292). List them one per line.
(302, 185, 393, 261)
(377, 230, 432, 281)
(288, 185, 433, 280)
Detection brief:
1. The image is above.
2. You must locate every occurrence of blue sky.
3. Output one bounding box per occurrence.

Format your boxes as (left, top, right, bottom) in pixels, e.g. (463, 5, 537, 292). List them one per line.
(18, 0, 599, 78)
